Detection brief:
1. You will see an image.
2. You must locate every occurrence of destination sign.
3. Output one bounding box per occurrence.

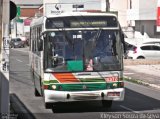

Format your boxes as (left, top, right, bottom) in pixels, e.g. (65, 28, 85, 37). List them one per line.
(46, 16, 118, 29)
(71, 21, 108, 27)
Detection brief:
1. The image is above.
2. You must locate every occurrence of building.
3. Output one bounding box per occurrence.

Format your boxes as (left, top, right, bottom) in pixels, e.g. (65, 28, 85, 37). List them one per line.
(0, 0, 10, 113)
(12, 0, 130, 37)
(127, 0, 160, 38)
(42, 0, 129, 28)
(43, 0, 106, 16)
(11, 0, 130, 38)
(109, 0, 128, 28)
(12, 0, 159, 39)
(11, 0, 42, 38)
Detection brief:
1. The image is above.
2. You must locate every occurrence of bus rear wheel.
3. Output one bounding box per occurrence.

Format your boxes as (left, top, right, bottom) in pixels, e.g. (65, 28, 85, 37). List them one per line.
(102, 100, 112, 108)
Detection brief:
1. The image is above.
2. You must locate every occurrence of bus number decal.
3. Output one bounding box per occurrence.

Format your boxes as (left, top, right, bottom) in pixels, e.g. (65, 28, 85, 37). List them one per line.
(105, 76, 118, 82)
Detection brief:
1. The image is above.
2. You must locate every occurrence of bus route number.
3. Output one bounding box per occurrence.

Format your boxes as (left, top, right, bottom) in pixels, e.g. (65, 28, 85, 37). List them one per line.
(105, 76, 118, 82)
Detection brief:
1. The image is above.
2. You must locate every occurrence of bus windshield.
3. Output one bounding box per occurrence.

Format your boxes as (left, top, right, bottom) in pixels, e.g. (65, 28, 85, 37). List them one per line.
(44, 30, 122, 72)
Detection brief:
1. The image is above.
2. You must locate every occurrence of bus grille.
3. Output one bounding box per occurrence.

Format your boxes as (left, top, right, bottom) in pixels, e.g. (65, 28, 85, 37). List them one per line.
(60, 83, 106, 91)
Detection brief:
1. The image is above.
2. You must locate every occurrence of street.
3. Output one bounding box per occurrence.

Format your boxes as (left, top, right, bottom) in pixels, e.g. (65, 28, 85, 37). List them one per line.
(10, 48, 160, 119)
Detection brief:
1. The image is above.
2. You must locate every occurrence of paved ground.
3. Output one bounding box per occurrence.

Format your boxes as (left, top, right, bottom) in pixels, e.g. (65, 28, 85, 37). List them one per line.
(9, 48, 160, 119)
(124, 64, 160, 90)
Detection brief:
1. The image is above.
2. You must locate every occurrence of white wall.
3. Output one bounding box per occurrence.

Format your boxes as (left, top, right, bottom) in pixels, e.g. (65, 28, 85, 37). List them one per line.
(127, 0, 158, 20)
(110, 0, 128, 27)
(17, 22, 24, 36)
(44, 0, 106, 16)
(127, 0, 139, 20)
(44, 0, 128, 27)
(139, 0, 157, 20)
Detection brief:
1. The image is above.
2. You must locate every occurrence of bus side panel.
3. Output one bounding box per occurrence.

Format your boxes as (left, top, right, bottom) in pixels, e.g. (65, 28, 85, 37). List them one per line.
(32, 53, 42, 96)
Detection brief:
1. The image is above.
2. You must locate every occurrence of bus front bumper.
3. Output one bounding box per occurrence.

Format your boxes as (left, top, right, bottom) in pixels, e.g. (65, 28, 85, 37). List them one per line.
(44, 88, 125, 103)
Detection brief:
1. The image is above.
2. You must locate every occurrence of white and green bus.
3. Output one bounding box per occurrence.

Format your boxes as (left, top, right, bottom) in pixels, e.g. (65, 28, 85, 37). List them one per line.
(29, 12, 125, 109)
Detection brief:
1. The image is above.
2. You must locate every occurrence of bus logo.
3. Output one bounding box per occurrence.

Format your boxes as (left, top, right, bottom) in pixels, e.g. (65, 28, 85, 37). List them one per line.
(55, 4, 61, 10)
(83, 85, 87, 90)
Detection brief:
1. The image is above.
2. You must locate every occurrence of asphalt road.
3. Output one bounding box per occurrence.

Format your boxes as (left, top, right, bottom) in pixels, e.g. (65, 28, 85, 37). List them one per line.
(9, 48, 160, 119)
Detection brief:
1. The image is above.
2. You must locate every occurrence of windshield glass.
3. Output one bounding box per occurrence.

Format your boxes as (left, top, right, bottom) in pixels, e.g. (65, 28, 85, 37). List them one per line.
(44, 30, 122, 72)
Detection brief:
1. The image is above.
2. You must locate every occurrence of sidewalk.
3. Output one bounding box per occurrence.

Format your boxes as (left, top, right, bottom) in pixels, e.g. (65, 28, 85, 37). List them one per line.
(124, 64, 160, 90)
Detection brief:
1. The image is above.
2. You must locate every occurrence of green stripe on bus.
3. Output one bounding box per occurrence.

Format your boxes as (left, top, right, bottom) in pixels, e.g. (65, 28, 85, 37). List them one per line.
(49, 83, 107, 91)
(43, 80, 59, 84)
(79, 78, 105, 82)
(47, 82, 123, 91)
(43, 79, 123, 91)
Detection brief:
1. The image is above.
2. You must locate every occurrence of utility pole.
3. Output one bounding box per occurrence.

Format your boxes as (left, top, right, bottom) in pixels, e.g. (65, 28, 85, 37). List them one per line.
(106, 0, 110, 12)
(0, 0, 2, 50)
(157, 0, 160, 32)
(0, 0, 9, 114)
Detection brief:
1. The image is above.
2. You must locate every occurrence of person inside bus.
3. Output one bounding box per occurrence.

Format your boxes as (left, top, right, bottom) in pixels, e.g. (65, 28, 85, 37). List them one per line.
(92, 31, 113, 59)
(92, 31, 118, 70)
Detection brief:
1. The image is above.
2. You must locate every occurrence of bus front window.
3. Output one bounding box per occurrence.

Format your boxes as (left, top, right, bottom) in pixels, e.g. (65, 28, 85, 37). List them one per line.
(44, 30, 122, 72)
(84, 30, 122, 71)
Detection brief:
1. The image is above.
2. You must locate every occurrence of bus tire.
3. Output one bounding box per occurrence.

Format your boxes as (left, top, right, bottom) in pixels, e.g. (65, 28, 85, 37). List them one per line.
(34, 88, 41, 97)
(45, 103, 53, 109)
(102, 100, 112, 108)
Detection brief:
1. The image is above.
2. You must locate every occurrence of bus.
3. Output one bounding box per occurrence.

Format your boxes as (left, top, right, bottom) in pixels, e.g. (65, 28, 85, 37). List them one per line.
(29, 12, 125, 109)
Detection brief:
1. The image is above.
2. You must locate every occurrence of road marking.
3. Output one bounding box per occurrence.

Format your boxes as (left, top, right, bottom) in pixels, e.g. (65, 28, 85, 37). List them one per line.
(120, 105, 139, 113)
(16, 59, 23, 62)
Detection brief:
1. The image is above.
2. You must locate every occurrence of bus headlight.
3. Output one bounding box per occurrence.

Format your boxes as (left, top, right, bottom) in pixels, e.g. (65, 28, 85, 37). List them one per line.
(52, 85, 56, 90)
(113, 83, 117, 87)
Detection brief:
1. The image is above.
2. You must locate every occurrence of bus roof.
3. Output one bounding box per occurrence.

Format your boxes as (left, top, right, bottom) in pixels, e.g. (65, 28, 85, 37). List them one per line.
(46, 12, 117, 18)
(30, 12, 118, 27)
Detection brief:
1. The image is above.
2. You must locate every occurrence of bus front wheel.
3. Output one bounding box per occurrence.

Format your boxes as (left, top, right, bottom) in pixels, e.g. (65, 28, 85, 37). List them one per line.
(102, 100, 112, 108)
(45, 103, 53, 109)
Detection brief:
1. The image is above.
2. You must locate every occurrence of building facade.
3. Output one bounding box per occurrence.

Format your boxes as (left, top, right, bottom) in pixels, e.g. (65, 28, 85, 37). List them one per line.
(11, 0, 129, 37)
(127, 0, 159, 38)
(109, 0, 128, 28)
(11, 0, 42, 38)
(12, 0, 160, 38)
(43, 0, 129, 28)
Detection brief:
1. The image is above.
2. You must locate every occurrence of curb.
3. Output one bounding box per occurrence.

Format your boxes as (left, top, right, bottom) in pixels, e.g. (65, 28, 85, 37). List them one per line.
(123, 76, 160, 90)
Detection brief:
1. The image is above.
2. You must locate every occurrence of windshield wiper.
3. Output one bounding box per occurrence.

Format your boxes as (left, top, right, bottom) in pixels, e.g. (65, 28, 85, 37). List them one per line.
(88, 29, 102, 56)
(84, 29, 102, 67)
(93, 29, 102, 44)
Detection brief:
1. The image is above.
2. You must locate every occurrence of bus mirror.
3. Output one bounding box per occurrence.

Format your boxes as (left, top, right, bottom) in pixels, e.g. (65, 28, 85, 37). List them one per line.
(38, 39, 43, 51)
(52, 55, 64, 66)
(121, 34, 126, 54)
